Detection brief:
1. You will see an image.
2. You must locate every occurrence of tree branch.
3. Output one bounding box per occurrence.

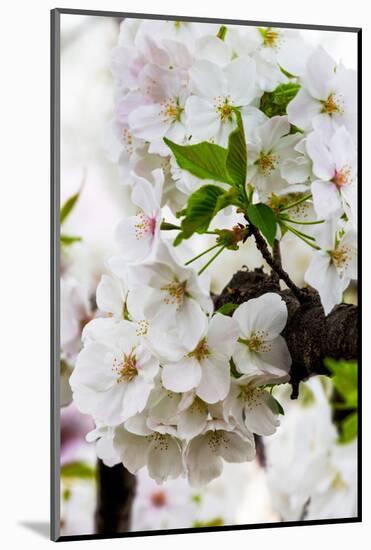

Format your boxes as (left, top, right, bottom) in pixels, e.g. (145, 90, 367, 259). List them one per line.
(95, 460, 136, 535)
(250, 226, 309, 303)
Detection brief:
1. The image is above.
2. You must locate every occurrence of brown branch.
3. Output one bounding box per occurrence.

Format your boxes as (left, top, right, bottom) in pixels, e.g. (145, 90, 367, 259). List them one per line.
(250, 225, 308, 303)
(214, 267, 358, 397)
(95, 460, 136, 535)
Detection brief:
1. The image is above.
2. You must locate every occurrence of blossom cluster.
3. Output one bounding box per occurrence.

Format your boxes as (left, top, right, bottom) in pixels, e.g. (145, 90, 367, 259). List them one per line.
(70, 19, 358, 486)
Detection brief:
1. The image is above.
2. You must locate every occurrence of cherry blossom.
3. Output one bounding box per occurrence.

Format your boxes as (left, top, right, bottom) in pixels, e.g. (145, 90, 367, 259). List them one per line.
(232, 293, 291, 381)
(115, 169, 163, 264)
(287, 47, 356, 138)
(185, 57, 259, 146)
(162, 313, 239, 403)
(70, 320, 159, 425)
(305, 221, 357, 315)
(185, 419, 255, 487)
(306, 125, 357, 220)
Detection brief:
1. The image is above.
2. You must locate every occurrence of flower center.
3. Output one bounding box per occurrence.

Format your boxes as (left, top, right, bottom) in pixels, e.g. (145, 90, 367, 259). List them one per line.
(331, 471, 347, 490)
(257, 152, 279, 176)
(329, 246, 350, 270)
(150, 489, 167, 508)
(134, 212, 156, 240)
(159, 97, 184, 123)
(332, 166, 353, 188)
(148, 432, 170, 451)
(238, 385, 263, 408)
(214, 96, 234, 122)
(239, 330, 271, 353)
(121, 127, 134, 155)
(136, 319, 149, 337)
(263, 28, 281, 49)
(207, 430, 229, 453)
(113, 350, 138, 383)
(161, 280, 187, 308)
(322, 93, 344, 115)
(188, 338, 210, 362)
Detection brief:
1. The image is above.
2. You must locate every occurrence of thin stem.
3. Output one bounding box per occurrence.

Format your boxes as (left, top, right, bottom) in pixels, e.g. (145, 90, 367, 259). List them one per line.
(281, 217, 324, 226)
(280, 193, 312, 212)
(185, 243, 219, 266)
(250, 225, 307, 302)
(271, 239, 282, 283)
(198, 246, 225, 275)
(285, 225, 316, 241)
(160, 221, 181, 231)
(284, 224, 321, 250)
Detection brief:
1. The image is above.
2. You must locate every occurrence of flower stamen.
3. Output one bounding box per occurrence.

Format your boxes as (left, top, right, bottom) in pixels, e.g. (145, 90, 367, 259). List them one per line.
(256, 152, 279, 176)
(161, 280, 187, 308)
(321, 93, 344, 115)
(188, 338, 210, 361)
(113, 350, 138, 383)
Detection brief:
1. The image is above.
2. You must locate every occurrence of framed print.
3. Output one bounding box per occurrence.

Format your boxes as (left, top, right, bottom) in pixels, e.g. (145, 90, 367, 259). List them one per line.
(51, 8, 361, 542)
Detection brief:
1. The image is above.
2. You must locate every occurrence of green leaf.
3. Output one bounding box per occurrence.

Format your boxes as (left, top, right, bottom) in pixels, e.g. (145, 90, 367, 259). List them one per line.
(338, 412, 358, 444)
(216, 302, 239, 315)
(268, 395, 285, 416)
(324, 358, 358, 408)
(60, 191, 80, 225)
(175, 185, 225, 244)
(217, 25, 228, 41)
(247, 203, 277, 246)
(259, 82, 300, 118)
(226, 109, 247, 188)
(61, 234, 82, 246)
(164, 138, 232, 184)
(61, 461, 95, 480)
(193, 517, 224, 528)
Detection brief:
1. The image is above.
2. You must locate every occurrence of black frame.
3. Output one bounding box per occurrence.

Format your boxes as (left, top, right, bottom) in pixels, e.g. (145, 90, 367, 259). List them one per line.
(51, 7, 362, 542)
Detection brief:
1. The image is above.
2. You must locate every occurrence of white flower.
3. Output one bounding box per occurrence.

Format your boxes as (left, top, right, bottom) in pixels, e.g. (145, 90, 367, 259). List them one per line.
(224, 375, 280, 436)
(185, 419, 255, 487)
(70, 320, 159, 425)
(115, 169, 163, 264)
(61, 276, 90, 357)
(162, 313, 239, 404)
(176, 392, 209, 440)
(232, 293, 291, 381)
(306, 125, 357, 220)
(305, 222, 357, 315)
(253, 27, 313, 78)
(86, 425, 121, 467)
(132, 470, 197, 531)
(247, 116, 308, 197)
(126, 243, 213, 351)
(185, 57, 259, 146)
(226, 26, 291, 91)
(287, 47, 356, 137)
(96, 272, 128, 320)
(128, 65, 188, 156)
(114, 424, 184, 483)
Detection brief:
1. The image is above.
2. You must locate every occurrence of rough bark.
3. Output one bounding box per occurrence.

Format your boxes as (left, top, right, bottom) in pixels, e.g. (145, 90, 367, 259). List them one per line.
(214, 266, 358, 398)
(95, 459, 136, 535)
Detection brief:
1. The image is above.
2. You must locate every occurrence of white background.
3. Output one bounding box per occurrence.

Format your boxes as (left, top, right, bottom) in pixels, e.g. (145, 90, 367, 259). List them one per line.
(0, 0, 368, 548)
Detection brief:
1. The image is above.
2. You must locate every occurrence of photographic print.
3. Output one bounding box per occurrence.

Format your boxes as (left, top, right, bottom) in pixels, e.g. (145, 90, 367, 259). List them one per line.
(51, 9, 361, 542)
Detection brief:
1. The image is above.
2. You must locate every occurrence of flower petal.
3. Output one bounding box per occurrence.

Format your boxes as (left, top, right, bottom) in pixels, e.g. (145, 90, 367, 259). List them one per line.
(162, 357, 202, 393)
(113, 427, 150, 473)
(233, 293, 288, 340)
(196, 357, 231, 404)
(147, 435, 184, 483)
(218, 430, 256, 462)
(185, 434, 223, 487)
(207, 313, 239, 358)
